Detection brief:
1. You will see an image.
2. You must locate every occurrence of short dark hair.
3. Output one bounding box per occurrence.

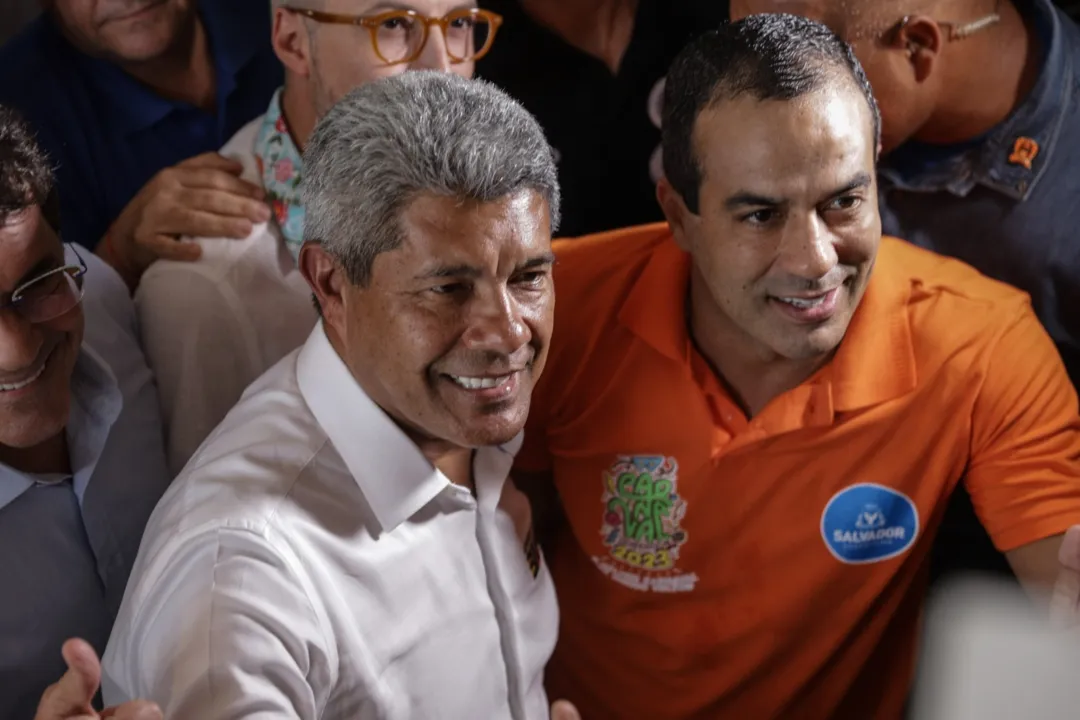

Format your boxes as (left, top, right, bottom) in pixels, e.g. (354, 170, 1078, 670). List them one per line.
(662, 14, 881, 214)
(0, 105, 60, 232)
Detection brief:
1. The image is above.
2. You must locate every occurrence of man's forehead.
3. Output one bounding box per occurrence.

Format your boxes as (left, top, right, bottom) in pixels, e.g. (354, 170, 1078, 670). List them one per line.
(397, 191, 550, 257)
(324, 0, 477, 14)
(694, 91, 874, 192)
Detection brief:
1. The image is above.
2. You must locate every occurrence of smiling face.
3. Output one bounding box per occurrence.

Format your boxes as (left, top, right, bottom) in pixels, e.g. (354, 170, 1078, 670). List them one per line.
(47, 0, 197, 64)
(327, 189, 554, 450)
(663, 80, 881, 363)
(0, 206, 83, 454)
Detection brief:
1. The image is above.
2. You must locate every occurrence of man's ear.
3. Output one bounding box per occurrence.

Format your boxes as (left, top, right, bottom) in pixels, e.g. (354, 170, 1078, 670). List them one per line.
(298, 242, 347, 331)
(272, 7, 315, 78)
(890, 15, 943, 83)
(657, 177, 698, 253)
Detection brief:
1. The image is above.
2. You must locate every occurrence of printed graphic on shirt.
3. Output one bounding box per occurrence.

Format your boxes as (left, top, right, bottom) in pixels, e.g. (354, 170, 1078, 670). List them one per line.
(820, 483, 919, 564)
(593, 455, 698, 593)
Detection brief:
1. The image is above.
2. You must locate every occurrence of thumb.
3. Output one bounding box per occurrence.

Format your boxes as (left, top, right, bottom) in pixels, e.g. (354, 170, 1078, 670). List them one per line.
(551, 699, 582, 720)
(35, 639, 100, 719)
(101, 700, 163, 720)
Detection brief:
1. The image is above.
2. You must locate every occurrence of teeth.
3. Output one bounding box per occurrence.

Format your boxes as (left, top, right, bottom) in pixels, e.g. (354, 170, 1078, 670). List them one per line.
(449, 374, 510, 390)
(0, 362, 46, 392)
(778, 295, 826, 309)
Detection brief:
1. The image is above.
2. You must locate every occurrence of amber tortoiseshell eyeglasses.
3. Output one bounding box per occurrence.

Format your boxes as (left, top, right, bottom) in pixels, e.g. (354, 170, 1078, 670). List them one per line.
(284, 7, 503, 65)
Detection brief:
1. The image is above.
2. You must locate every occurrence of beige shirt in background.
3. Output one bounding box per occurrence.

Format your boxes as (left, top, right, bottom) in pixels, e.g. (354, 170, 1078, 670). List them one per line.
(135, 117, 317, 476)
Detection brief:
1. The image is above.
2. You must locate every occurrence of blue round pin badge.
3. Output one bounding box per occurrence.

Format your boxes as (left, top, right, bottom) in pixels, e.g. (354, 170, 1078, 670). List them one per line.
(820, 483, 919, 564)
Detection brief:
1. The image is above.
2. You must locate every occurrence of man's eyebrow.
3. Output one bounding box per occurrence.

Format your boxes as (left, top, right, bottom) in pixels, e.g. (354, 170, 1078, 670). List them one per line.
(414, 252, 556, 280)
(365, 1, 477, 13)
(516, 252, 556, 271)
(825, 172, 874, 198)
(723, 172, 874, 211)
(15, 255, 61, 287)
(415, 263, 483, 281)
(724, 192, 785, 211)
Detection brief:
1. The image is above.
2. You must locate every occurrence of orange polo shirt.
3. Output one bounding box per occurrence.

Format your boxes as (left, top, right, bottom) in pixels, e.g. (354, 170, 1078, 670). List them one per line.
(518, 223, 1080, 719)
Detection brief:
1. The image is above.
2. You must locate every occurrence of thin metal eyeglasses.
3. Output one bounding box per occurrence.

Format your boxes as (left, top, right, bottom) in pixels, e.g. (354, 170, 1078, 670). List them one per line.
(0, 243, 88, 324)
(284, 7, 503, 66)
(855, 0, 1002, 45)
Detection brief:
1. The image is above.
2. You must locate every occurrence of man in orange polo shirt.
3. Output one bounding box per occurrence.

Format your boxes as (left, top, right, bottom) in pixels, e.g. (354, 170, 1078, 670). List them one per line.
(516, 14, 1080, 719)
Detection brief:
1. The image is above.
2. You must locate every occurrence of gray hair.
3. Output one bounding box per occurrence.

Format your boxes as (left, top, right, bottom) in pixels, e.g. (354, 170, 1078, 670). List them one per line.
(302, 71, 561, 286)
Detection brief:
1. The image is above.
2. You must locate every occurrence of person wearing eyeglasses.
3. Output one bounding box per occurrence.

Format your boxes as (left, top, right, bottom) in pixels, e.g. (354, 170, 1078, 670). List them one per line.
(136, 0, 503, 476)
(0, 105, 170, 718)
(728, 0, 1080, 610)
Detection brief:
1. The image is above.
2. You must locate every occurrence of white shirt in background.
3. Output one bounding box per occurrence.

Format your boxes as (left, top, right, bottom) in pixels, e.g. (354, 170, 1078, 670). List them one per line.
(135, 117, 317, 477)
(101, 324, 559, 719)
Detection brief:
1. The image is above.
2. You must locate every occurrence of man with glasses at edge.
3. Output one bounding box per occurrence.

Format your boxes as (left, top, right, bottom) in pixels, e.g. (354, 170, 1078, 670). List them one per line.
(0, 105, 170, 719)
(137, 0, 504, 475)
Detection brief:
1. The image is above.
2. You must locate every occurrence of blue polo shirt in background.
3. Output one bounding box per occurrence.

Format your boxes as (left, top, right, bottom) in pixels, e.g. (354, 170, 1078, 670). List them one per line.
(879, 0, 1080, 386)
(0, 0, 282, 251)
(889, 0, 1080, 597)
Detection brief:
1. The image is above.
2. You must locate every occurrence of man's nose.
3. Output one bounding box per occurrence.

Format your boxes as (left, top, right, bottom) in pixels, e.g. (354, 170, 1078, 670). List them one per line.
(776, 213, 839, 280)
(0, 309, 43, 375)
(460, 287, 530, 354)
(411, 24, 454, 72)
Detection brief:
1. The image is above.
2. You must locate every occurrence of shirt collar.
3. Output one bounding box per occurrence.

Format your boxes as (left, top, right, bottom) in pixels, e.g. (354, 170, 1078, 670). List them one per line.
(617, 228, 917, 414)
(617, 225, 693, 365)
(0, 342, 123, 512)
(879, 0, 1071, 202)
(64, 1, 266, 135)
(295, 324, 523, 533)
(823, 238, 918, 412)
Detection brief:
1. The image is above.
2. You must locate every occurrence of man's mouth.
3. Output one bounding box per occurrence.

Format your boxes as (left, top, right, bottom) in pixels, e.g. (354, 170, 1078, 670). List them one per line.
(0, 357, 49, 393)
(447, 374, 515, 390)
(104, 0, 166, 24)
(772, 291, 837, 309)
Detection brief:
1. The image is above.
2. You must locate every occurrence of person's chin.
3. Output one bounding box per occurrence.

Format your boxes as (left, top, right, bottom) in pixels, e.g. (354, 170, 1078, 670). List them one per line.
(454, 406, 529, 448)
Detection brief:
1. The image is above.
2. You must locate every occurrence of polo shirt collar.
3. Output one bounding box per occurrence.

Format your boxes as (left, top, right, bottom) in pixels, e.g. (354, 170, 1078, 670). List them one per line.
(295, 324, 524, 533)
(0, 342, 123, 513)
(824, 243, 918, 412)
(617, 228, 693, 366)
(64, 0, 265, 135)
(879, 0, 1070, 202)
(617, 228, 918, 414)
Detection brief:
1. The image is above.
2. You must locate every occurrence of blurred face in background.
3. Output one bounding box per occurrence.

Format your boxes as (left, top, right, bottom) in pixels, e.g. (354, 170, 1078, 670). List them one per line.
(47, 0, 198, 64)
(729, 0, 941, 153)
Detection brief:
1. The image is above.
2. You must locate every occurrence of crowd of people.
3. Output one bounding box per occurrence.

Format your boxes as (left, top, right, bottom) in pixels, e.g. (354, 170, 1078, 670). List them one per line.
(1, 1, 1079, 719)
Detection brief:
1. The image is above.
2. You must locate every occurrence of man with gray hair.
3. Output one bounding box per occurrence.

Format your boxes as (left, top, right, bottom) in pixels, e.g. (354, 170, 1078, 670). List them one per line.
(138, 0, 504, 475)
(100, 71, 575, 719)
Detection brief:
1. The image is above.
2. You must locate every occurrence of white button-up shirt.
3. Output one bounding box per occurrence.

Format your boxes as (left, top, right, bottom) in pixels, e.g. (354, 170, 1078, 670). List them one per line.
(102, 324, 558, 719)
